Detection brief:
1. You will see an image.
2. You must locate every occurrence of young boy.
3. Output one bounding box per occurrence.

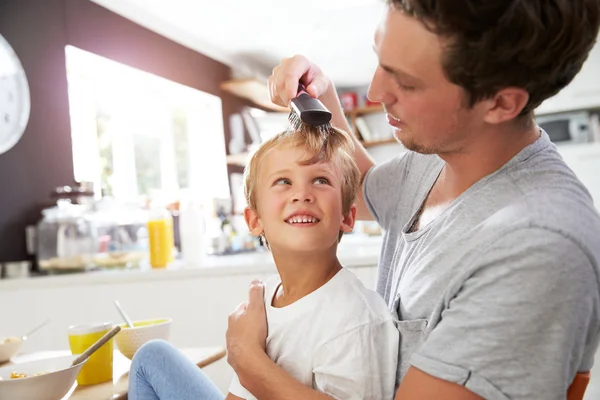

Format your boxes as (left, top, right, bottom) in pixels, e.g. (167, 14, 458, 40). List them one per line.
(128, 125, 398, 400)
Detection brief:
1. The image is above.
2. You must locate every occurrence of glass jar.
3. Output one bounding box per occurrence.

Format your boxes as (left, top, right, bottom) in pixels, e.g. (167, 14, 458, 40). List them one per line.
(37, 200, 96, 273)
(90, 198, 149, 270)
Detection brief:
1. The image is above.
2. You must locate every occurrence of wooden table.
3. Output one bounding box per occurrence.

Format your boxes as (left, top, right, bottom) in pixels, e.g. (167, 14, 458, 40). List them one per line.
(7, 347, 226, 400)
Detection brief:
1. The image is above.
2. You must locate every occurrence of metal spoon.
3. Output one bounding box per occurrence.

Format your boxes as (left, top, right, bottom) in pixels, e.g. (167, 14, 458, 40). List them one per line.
(114, 300, 134, 328)
(22, 319, 51, 341)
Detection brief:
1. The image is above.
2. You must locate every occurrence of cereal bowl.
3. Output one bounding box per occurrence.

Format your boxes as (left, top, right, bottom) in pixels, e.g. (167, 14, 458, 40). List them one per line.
(114, 318, 172, 360)
(0, 336, 23, 364)
(0, 354, 86, 400)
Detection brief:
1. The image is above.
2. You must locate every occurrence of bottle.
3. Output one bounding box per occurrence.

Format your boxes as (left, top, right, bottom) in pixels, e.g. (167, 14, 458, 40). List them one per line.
(147, 207, 174, 269)
(179, 194, 206, 267)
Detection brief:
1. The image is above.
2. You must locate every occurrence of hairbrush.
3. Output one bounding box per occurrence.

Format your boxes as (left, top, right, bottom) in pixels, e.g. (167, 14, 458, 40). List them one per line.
(288, 83, 333, 130)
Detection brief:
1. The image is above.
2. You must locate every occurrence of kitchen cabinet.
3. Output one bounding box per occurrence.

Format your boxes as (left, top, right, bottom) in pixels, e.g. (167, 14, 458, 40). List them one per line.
(536, 40, 600, 115)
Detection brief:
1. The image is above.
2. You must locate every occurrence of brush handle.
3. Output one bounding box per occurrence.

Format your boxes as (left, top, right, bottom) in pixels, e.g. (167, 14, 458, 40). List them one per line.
(297, 83, 308, 96)
(71, 325, 122, 366)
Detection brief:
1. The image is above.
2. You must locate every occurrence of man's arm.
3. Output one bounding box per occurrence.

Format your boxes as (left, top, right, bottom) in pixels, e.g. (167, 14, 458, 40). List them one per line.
(237, 350, 334, 400)
(318, 85, 375, 221)
(395, 367, 484, 399)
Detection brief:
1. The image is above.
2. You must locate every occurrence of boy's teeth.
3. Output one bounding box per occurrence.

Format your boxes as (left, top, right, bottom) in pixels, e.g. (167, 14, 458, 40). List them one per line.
(287, 215, 318, 224)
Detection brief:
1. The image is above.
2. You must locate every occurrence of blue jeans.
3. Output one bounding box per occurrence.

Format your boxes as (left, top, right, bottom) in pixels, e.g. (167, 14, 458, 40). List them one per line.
(129, 340, 225, 400)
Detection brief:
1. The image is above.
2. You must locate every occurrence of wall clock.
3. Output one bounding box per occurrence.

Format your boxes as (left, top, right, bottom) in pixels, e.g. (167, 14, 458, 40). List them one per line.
(0, 34, 30, 155)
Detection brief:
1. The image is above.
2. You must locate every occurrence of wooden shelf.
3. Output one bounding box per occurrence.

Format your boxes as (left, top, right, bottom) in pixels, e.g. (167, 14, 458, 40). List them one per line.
(345, 104, 385, 142)
(344, 104, 384, 117)
(220, 79, 289, 113)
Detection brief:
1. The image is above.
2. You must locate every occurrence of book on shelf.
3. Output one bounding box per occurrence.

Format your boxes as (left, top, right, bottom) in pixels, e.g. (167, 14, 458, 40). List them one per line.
(354, 116, 373, 141)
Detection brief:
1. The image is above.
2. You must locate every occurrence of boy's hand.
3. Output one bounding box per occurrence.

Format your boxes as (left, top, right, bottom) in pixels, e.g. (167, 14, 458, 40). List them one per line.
(226, 280, 268, 374)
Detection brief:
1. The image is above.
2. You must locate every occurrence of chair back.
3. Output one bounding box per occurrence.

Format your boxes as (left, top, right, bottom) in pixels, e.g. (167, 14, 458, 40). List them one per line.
(567, 372, 590, 400)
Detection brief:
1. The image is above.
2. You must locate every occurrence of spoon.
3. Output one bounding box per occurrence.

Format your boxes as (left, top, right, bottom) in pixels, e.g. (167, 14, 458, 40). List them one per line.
(114, 300, 134, 328)
(22, 319, 51, 341)
(71, 325, 121, 366)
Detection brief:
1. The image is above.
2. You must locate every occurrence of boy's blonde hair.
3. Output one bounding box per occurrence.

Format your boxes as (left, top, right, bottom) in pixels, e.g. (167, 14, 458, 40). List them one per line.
(244, 125, 361, 223)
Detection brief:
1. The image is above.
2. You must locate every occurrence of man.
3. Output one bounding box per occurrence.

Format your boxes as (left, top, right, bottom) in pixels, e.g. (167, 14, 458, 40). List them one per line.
(227, 1, 600, 399)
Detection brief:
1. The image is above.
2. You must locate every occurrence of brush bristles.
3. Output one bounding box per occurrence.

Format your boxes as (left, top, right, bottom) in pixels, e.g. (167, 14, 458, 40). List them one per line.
(288, 110, 332, 135)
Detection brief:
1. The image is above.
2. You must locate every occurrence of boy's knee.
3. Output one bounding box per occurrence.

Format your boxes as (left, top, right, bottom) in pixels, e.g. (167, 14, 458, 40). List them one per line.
(132, 339, 173, 364)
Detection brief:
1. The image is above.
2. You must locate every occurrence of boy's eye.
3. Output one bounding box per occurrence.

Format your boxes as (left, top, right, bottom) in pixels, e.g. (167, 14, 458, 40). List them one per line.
(313, 177, 330, 185)
(274, 178, 291, 185)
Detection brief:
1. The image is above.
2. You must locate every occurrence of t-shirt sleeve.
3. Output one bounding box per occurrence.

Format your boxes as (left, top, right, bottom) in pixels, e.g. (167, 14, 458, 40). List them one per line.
(362, 153, 411, 228)
(229, 372, 253, 399)
(312, 320, 399, 400)
(411, 228, 600, 400)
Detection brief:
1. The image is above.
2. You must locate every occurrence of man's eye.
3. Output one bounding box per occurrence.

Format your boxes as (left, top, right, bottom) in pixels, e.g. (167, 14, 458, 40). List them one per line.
(274, 178, 291, 185)
(314, 177, 329, 185)
(396, 82, 414, 91)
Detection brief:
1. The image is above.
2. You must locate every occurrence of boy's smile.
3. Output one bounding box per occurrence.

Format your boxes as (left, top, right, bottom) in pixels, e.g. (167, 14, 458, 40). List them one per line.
(284, 212, 320, 226)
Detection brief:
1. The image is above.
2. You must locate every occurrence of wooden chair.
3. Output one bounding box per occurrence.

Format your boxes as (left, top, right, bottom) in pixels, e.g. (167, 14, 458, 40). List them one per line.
(568, 372, 591, 400)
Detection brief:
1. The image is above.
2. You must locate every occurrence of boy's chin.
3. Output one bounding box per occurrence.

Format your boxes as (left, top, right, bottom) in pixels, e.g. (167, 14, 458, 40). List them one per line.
(273, 239, 337, 254)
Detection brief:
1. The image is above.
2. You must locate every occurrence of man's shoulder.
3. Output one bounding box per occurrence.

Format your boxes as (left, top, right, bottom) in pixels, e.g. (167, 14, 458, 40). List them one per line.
(487, 147, 600, 259)
(370, 150, 442, 179)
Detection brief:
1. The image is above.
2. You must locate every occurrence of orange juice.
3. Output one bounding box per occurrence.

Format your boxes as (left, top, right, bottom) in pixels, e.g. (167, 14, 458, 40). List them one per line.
(147, 213, 174, 268)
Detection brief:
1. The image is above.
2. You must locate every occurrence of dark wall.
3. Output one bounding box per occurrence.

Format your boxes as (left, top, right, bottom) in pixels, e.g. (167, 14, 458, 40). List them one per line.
(0, 0, 240, 262)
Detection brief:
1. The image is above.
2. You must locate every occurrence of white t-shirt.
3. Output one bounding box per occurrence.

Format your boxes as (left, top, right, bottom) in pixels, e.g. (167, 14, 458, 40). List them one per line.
(229, 267, 399, 400)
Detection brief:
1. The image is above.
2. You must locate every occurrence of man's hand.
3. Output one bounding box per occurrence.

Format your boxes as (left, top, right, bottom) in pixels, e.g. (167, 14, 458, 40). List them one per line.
(226, 280, 268, 374)
(268, 55, 333, 108)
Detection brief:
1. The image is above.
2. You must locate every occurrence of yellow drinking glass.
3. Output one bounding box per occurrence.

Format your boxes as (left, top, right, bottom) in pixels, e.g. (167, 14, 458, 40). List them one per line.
(147, 216, 174, 268)
(68, 322, 114, 385)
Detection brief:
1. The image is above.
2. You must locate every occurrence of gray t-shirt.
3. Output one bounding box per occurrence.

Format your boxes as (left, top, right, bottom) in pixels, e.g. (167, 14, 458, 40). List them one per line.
(363, 131, 600, 400)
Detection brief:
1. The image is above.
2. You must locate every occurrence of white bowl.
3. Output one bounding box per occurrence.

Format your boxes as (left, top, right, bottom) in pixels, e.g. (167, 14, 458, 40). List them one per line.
(0, 337, 23, 363)
(114, 318, 172, 360)
(0, 354, 86, 400)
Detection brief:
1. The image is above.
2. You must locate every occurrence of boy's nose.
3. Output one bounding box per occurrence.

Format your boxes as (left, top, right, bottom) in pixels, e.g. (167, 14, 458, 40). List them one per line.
(292, 189, 315, 203)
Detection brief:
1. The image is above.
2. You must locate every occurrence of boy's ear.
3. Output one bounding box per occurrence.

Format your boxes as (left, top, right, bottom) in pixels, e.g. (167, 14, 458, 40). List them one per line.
(244, 206, 264, 236)
(340, 204, 357, 233)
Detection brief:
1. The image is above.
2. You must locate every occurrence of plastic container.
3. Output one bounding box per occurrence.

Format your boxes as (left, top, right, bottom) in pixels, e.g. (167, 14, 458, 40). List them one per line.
(179, 197, 206, 268)
(147, 208, 174, 268)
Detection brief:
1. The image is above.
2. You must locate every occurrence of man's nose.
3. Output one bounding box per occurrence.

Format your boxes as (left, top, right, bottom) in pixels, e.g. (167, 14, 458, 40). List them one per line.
(367, 66, 396, 105)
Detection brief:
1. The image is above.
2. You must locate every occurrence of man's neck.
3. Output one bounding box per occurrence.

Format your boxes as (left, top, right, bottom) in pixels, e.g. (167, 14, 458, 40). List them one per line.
(269, 247, 342, 308)
(437, 122, 540, 199)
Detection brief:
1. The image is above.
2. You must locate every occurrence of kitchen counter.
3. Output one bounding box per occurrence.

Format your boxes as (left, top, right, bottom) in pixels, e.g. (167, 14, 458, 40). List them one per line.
(0, 235, 383, 291)
(0, 234, 383, 393)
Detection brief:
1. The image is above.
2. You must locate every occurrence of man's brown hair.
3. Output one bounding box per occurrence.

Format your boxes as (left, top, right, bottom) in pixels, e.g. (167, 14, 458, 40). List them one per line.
(389, 0, 600, 116)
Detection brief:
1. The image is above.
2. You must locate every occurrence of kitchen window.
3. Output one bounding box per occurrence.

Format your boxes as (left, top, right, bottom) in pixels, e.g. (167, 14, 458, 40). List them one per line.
(65, 45, 229, 204)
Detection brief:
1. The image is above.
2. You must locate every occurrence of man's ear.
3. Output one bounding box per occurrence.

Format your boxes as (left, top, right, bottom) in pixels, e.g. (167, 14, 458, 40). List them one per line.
(483, 87, 530, 124)
(244, 206, 264, 236)
(340, 204, 357, 233)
